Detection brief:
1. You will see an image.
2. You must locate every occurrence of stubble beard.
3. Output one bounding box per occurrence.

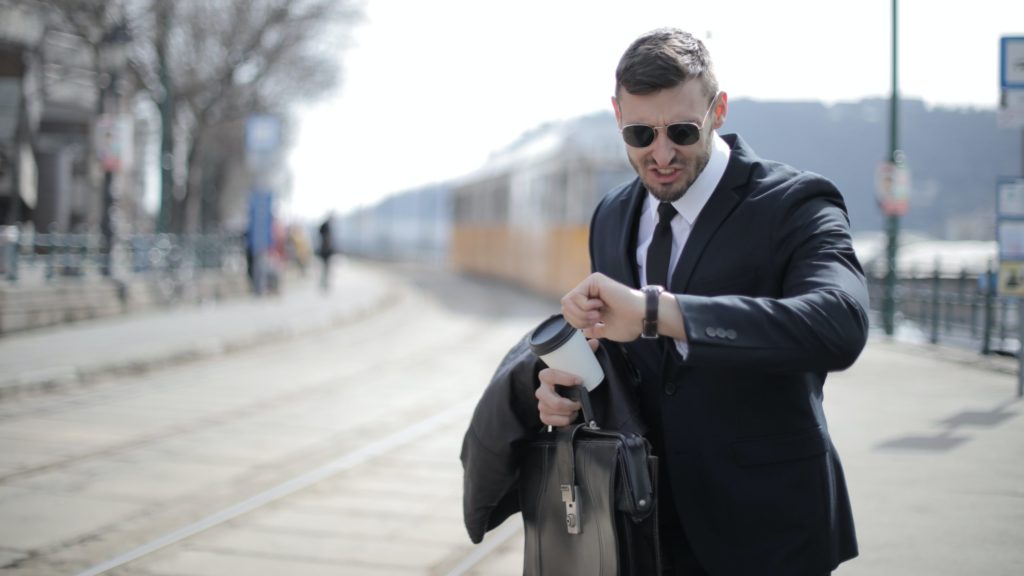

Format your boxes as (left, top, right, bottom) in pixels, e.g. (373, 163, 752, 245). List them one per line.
(631, 139, 713, 203)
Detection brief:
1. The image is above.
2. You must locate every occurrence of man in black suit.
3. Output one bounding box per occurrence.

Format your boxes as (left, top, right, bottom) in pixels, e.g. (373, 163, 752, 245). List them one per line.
(536, 28, 869, 575)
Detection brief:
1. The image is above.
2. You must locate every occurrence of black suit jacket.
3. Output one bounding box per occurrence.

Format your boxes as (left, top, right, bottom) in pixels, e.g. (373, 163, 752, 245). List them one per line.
(589, 134, 869, 575)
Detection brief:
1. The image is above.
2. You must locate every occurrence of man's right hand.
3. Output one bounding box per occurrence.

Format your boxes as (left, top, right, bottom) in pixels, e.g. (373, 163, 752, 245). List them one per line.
(535, 338, 599, 427)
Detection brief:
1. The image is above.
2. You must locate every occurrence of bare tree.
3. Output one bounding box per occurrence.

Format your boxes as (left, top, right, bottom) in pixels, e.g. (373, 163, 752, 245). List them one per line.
(39, 0, 363, 233)
(170, 0, 360, 233)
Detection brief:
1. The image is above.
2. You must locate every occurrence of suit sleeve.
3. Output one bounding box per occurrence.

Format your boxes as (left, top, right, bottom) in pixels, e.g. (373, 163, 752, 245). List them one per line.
(675, 176, 869, 372)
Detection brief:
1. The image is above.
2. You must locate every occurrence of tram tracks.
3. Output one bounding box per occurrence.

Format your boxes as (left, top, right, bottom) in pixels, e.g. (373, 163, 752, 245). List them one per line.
(2, 264, 548, 575)
(73, 401, 477, 576)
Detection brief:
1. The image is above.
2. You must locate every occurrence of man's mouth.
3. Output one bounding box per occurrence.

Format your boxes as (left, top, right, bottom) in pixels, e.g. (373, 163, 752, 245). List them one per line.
(648, 165, 682, 183)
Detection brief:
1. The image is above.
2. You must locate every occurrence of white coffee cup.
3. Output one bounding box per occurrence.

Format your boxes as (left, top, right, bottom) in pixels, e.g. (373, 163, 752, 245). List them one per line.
(529, 314, 605, 391)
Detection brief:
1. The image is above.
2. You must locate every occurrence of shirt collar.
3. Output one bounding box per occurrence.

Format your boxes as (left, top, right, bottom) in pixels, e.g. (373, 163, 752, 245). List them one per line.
(646, 131, 731, 226)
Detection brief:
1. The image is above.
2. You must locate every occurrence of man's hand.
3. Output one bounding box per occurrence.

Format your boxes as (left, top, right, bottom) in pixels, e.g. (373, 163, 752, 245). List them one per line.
(561, 272, 687, 342)
(536, 338, 599, 427)
(561, 272, 645, 341)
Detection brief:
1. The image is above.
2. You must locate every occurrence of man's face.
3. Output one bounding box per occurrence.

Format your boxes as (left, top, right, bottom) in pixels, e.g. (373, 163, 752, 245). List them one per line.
(614, 81, 725, 202)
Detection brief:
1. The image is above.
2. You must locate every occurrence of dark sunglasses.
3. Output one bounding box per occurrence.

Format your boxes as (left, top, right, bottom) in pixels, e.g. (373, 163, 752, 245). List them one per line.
(619, 93, 719, 148)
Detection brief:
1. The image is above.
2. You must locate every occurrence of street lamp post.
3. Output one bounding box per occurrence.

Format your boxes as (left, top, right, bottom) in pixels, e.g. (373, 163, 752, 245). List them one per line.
(98, 21, 130, 277)
(881, 0, 902, 336)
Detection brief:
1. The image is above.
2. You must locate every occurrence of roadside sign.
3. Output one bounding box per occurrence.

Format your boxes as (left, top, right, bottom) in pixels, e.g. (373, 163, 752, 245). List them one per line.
(246, 115, 281, 154)
(999, 37, 1024, 128)
(95, 113, 129, 172)
(246, 114, 281, 170)
(998, 89, 1024, 129)
(247, 189, 273, 253)
(998, 178, 1024, 217)
(1000, 36, 1024, 88)
(876, 158, 911, 216)
(998, 220, 1024, 260)
(999, 261, 1024, 297)
(997, 178, 1024, 298)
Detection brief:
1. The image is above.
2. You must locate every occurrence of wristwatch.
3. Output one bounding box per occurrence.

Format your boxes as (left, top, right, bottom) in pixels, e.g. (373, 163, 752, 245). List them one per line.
(640, 285, 664, 339)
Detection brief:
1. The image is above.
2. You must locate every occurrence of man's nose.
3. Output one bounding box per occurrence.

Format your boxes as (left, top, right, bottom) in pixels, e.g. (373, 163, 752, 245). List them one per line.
(650, 130, 676, 166)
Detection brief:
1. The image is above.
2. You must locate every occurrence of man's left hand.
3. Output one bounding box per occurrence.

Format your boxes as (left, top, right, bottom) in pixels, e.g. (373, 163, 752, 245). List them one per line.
(561, 272, 645, 342)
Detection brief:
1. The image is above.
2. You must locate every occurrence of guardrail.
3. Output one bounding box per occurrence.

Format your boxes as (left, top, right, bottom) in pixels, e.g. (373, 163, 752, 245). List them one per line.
(0, 227, 246, 296)
(0, 227, 253, 334)
(866, 261, 1017, 356)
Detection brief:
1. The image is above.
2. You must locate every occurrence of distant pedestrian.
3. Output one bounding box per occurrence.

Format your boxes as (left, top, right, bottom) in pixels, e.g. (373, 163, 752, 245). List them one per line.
(318, 213, 334, 291)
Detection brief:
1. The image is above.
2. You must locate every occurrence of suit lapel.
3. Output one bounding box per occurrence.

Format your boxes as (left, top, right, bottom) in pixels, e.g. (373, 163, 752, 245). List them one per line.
(670, 136, 755, 293)
(608, 178, 646, 289)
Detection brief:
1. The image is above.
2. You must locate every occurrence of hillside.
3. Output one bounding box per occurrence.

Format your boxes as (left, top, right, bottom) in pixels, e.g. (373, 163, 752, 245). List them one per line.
(724, 97, 1021, 238)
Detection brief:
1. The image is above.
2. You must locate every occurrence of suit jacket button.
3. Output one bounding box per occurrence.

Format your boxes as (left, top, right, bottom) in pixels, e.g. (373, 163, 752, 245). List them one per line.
(664, 381, 678, 395)
(715, 327, 728, 338)
(705, 326, 716, 337)
(725, 329, 737, 340)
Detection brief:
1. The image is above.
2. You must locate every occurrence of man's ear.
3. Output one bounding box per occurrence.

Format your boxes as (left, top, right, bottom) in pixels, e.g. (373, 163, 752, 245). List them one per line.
(712, 91, 728, 130)
(611, 96, 622, 126)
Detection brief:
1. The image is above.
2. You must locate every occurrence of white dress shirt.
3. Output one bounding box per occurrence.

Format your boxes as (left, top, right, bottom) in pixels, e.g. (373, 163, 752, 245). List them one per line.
(636, 131, 731, 356)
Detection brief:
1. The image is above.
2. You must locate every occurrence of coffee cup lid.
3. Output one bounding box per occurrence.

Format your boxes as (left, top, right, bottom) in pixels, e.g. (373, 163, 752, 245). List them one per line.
(529, 314, 576, 356)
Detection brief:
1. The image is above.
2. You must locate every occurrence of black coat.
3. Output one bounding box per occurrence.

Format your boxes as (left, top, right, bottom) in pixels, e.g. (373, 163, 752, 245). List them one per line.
(460, 331, 647, 544)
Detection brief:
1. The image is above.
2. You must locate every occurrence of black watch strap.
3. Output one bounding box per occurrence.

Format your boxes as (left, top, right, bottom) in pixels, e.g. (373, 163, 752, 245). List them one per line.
(641, 285, 663, 339)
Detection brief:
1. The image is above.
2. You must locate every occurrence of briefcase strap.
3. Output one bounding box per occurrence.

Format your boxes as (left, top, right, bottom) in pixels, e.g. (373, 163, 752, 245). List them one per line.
(554, 424, 587, 535)
(554, 385, 597, 428)
(618, 433, 655, 519)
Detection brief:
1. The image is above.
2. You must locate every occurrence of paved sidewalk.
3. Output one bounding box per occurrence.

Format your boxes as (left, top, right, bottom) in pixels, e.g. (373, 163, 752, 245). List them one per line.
(0, 258, 399, 399)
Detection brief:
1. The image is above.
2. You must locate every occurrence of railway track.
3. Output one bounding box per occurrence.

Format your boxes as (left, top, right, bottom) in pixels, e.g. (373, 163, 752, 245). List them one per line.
(0, 264, 553, 575)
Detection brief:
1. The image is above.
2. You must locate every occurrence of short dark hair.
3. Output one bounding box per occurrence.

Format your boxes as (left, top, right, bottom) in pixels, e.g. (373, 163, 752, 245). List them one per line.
(615, 28, 718, 102)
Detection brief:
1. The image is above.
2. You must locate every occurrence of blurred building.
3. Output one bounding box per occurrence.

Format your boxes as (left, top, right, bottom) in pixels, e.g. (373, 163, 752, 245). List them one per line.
(0, 3, 43, 227)
(0, 3, 150, 235)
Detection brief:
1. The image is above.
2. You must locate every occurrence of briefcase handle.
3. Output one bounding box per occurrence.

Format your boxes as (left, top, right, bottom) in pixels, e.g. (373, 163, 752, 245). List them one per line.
(555, 385, 598, 429)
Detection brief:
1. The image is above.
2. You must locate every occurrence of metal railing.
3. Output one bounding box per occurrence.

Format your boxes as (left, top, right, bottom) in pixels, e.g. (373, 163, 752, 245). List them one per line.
(0, 227, 246, 303)
(866, 262, 1017, 356)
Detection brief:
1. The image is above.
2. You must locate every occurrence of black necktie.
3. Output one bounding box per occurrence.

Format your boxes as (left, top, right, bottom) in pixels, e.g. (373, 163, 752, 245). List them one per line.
(646, 202, 677, 289)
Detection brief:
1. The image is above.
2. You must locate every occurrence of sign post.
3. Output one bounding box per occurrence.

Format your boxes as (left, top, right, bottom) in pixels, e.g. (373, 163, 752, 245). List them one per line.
(996, 177, 1024, 397)
(999, 36, 1024, 397)
(245, 115, 281, 296)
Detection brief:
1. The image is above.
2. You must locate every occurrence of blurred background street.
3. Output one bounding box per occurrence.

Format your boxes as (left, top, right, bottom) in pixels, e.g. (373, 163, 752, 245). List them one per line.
(2, 0, 1024, 574)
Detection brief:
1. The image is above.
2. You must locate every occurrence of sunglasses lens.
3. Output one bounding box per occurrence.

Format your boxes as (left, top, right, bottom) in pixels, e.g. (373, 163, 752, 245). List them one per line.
(621, 123, 701, 147)
(666, 123, 700, 146)
(621, 125, 656, 148)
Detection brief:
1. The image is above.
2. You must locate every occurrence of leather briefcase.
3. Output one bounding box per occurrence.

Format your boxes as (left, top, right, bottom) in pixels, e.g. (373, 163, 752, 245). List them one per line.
(519, 387, 660, 575)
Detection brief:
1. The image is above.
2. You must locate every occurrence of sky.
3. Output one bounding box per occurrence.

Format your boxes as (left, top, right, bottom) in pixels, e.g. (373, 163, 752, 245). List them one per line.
(284, 0, 1024, 222)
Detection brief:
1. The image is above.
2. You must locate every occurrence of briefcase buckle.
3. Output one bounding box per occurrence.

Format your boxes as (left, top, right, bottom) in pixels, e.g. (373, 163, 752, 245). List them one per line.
(561, 484, 582, 534)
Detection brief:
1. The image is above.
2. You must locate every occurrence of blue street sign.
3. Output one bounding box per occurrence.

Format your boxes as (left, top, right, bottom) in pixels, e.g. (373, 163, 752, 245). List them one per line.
(1001, 36, 1024, 89)
(246, 115, 281, 155)
(247, 189, 273, 253)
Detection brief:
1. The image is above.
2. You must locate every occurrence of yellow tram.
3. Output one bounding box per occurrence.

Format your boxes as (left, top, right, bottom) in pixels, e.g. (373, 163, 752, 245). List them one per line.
(449, 113, 633, 298)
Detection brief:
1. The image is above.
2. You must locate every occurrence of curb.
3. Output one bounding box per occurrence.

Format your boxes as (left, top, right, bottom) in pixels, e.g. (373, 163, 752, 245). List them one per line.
(0, 286, 402, 401)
